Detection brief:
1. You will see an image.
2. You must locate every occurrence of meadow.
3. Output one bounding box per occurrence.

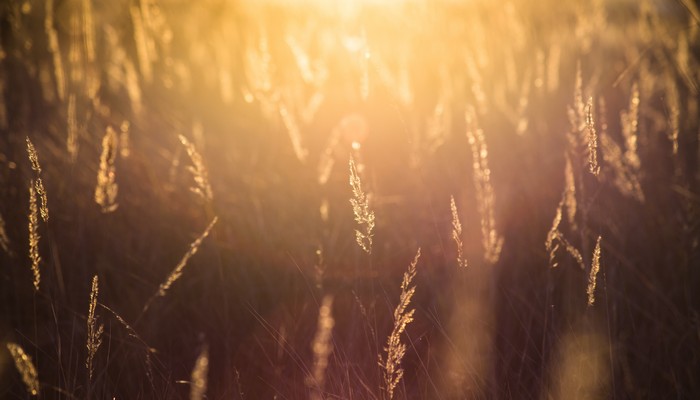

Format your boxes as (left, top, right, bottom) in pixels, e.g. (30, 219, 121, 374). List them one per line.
(0, 0, 699, 398)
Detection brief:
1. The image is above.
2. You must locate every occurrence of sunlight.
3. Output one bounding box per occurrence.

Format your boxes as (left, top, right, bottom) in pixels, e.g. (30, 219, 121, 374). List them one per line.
(1, 0, 698, 398)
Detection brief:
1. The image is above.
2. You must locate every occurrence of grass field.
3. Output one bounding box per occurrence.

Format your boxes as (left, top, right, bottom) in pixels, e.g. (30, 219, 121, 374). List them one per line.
(0, 0, 699, 398)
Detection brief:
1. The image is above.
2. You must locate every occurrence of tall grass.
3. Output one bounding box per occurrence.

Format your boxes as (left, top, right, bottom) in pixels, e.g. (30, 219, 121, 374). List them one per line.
(86, 275, 103, 381)
(0, 0, 698, 398)
(379, 248, 420, 400)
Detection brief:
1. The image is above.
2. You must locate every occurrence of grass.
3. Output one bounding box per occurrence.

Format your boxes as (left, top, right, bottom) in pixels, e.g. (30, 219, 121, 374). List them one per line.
(0, 0, 699, 398)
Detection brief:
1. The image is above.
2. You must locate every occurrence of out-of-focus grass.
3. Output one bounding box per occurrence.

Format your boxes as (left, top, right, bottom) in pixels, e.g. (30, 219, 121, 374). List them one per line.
(0, 0, 698, 398)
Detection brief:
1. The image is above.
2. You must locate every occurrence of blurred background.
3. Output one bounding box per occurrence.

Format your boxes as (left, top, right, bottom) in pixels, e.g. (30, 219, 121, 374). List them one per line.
(0, 0, 699, 398)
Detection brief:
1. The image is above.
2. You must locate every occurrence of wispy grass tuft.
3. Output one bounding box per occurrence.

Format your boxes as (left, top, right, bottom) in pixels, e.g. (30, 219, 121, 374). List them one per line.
(179, 134, 214, 202)
(26, 138, 48, 222)
(26, 137, 42, 174)
(379, 248, 420, 400)
(545, 197, 564, 268)
(587, 236, 602, 306)
(349, 158, 374, 254)
(34, 179, 49, 223)
(143, 217, 218, 313)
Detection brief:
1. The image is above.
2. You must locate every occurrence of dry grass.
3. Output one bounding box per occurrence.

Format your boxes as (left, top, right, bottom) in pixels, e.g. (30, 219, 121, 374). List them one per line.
(546, 192, 586, 271)
(585, 97, 600, 177)
(545, 197, 565, 269)
(587, 236, 602, 307)
(179, 134, 214, 202)
(379, 248, 420, 400)
(145, 216, 218, 311)
(26, 138, 49, 222)
(25, 137, 41, 174)
(86, 275, 103, 381)
(1, 0, 698, 398)
(349, 158, 374, 254)
(450, 195, 468, 268)
(465, 108, 503, 265)
(27, 183, 41, 291)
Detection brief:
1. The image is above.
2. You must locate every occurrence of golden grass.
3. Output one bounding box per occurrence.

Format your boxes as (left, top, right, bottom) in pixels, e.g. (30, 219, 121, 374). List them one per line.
(545, 197, 564, 269)
(25, 137, 41, 174)
(466, 108, 503, 265)
(86, 275, 104, 381)
(600, 83, 644, 202)
(349, 158, 374, 254)
(546, 193, 585, 270)
(143, 216, 218, 312)
(379, 248, 420, 400)
(2, 1, 698, 398)
(34, 179, 49, 223)
(587, 236, 602, 307)
(26, 138, 48, 223)
(28, 183, 41, 291)
(95, 127, 119, 212)
(179, 134, 214, 202)
(621, 83, 640, 170)
(6, 342, 40, 396)
(585, 97, 600, 176)
(450, 195, 468, 268)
